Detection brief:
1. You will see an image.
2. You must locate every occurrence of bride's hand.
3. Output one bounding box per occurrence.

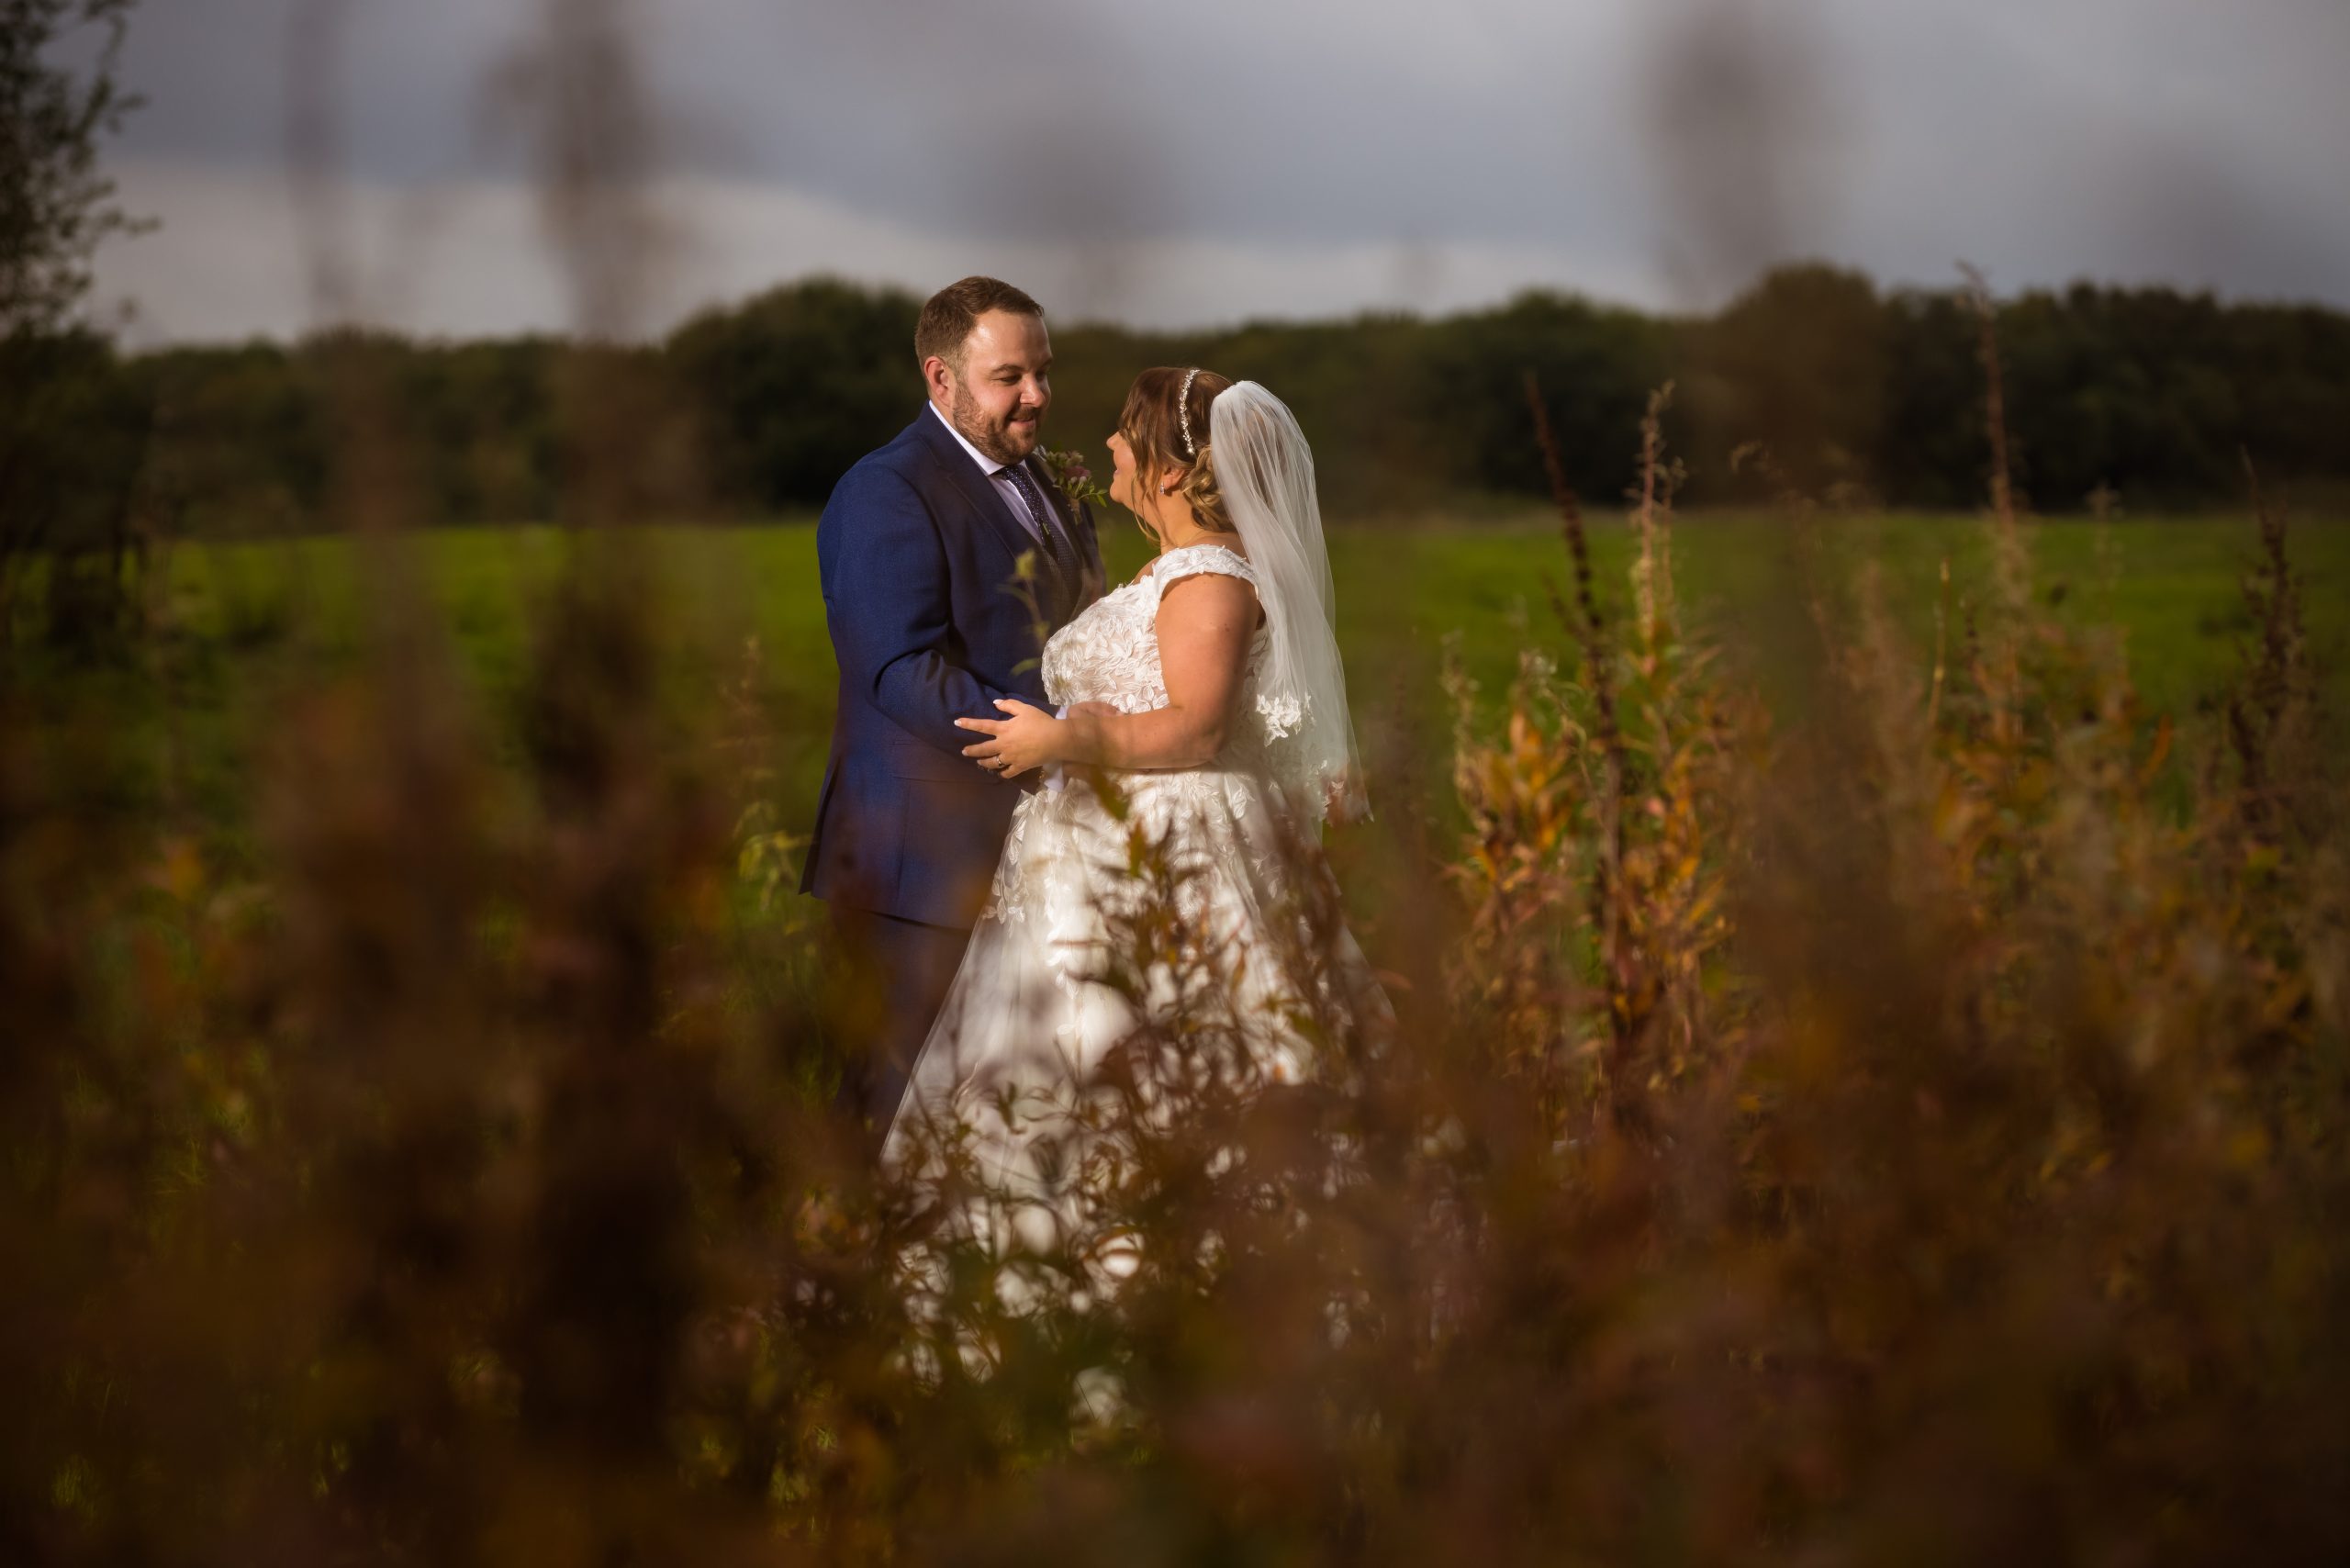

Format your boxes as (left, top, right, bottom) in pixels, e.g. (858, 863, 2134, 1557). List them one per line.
(957, 699, 1064, 778)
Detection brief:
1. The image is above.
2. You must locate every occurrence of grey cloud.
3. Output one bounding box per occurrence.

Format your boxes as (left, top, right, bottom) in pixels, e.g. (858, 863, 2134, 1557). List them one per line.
(89, 0, 2350, 324)
(109, 0, 533, 178)
(665, 0, 1645, 250)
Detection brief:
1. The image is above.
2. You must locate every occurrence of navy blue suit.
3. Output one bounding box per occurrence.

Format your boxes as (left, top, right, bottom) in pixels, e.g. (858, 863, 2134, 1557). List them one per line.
(801, 406, 1103, 1132)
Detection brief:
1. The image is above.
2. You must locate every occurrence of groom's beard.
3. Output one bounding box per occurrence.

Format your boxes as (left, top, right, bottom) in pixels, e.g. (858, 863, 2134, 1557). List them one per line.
(948, 384, 1044, 465)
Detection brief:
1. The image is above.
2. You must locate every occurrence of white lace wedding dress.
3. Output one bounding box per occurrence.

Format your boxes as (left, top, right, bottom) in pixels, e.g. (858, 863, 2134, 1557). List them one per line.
(880, 541, 1381, 1230)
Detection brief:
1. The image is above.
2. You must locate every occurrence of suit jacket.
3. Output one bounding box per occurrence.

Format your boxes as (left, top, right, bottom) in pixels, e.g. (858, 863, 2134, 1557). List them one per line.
(800, 407, 1105, 928)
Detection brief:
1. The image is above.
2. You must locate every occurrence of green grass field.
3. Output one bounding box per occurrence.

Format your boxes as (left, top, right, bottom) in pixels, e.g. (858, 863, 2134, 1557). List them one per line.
(131, 510, 2345, 864)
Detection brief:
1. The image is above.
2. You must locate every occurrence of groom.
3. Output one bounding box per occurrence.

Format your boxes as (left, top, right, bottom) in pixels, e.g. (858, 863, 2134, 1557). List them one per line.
(800, 275, 1104, 1142)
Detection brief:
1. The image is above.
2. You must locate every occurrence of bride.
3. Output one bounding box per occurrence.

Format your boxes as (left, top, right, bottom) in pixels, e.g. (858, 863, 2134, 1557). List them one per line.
(880, 368, 1381, 1243)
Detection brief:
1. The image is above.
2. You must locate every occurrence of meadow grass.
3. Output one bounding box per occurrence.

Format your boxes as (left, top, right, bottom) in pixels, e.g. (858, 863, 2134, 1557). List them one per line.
(145, 509, 2349, 855)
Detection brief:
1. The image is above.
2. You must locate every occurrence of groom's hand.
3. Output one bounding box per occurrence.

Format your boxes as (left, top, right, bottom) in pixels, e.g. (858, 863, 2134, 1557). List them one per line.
(956, 698, 1063, 778)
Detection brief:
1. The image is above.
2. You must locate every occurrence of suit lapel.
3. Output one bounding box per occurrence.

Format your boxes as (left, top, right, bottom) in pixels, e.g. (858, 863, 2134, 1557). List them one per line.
(1023, 457, 1104, 610)
(1004, 454, 1078, 617)
(1073, 496, 1104, 606)
(912, 409, 1052, 597)
(1013, 453, 1103, 615)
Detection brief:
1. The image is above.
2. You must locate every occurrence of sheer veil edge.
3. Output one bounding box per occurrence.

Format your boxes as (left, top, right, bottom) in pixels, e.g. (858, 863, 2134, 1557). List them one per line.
(1210, 381, 1368, 824)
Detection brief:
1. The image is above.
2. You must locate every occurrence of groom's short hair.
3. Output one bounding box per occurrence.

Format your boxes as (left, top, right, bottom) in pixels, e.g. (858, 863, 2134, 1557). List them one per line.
(916, 276, 1044, 371)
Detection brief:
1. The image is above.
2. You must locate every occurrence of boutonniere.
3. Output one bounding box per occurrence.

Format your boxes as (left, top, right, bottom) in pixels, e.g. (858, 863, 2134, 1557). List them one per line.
(1039, 447, 1109, 512)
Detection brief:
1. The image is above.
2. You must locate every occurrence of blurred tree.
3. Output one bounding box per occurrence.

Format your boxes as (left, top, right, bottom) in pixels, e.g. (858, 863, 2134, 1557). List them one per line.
(25, 267, 2350, 539)
(1, 326, 151, 654)
(130, 341, 332, 537)
(1, 0, 149, 655)
(1, 0, 141, 335)
(405, 336, 564, 525)
(1684, 263, 1887, 501)
(1425, 290, 1674, 505)
(1876, 287, 1988, 511)
(667, 277, 920, 513)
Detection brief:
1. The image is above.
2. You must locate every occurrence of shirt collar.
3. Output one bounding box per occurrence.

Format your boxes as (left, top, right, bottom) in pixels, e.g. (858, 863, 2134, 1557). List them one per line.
(929, 400, 1009, 477)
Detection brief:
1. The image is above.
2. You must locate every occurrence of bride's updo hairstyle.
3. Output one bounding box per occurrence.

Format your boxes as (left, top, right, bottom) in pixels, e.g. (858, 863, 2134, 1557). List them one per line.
(1119, 366, 1237, 537)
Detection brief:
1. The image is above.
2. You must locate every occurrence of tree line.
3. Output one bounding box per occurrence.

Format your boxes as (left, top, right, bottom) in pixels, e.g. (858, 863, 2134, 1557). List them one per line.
(9, 265, 2350, 554)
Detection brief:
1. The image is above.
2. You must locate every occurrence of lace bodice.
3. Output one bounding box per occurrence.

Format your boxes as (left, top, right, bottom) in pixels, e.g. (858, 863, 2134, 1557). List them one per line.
(983, 542, 1312, 934)
(1041, 543, 1271, 765)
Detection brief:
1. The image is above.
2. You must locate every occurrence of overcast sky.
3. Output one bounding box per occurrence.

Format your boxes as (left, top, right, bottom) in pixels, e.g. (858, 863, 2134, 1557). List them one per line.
(75, 0, 2350, 344)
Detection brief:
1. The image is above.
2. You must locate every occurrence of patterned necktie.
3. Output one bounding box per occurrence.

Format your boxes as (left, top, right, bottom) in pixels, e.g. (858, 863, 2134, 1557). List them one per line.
(1001, 461, 1080, 606)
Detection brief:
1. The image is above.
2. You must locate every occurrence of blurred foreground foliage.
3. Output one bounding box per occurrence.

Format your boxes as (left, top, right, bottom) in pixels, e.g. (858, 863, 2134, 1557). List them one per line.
(5, 351, 2346, 1564)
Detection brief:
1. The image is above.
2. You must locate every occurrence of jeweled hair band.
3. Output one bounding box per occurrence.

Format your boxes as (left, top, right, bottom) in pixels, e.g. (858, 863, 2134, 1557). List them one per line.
(1178, 366, 1203, 457)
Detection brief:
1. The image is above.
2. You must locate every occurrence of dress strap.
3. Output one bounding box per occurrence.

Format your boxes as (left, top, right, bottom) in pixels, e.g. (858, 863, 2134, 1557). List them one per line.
(1150, 543, 1258, 599)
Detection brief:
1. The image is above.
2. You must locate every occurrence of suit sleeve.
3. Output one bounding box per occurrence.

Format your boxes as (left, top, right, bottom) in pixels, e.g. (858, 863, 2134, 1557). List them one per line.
(819, 462, 1017, 754)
